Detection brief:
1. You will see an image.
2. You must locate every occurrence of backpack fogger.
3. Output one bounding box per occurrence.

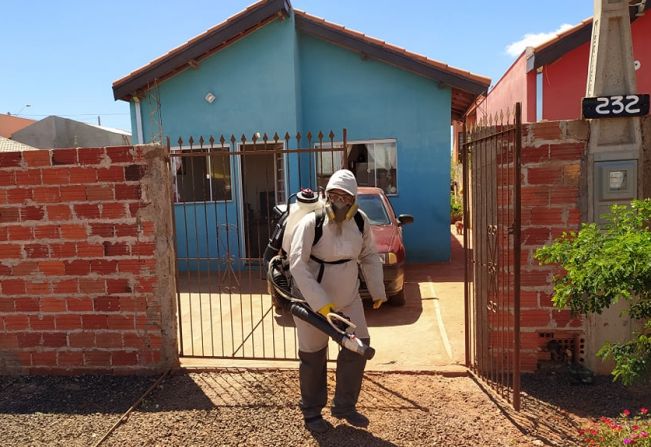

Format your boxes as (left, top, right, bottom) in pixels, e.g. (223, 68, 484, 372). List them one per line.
(263, 189, 375, 360)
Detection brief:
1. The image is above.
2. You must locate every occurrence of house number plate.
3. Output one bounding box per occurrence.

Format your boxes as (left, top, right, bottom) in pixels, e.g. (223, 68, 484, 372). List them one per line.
(582, 94, 649, 118)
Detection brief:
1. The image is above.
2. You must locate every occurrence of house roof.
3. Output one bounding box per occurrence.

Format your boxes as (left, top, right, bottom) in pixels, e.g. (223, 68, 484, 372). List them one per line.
(526, 1, 649, 72)
(112, 0, 490, 120)
(0, 136, 37, 153)
(293, 10, 490, 120)
(0, 114, 36, 138)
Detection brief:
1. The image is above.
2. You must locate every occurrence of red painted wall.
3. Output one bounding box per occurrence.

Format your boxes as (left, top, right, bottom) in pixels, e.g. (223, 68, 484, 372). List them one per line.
(543, 14, 651, 121)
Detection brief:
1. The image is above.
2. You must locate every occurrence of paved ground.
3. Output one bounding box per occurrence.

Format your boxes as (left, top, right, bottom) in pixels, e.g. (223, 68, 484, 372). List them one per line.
(179, 227, 467, 372)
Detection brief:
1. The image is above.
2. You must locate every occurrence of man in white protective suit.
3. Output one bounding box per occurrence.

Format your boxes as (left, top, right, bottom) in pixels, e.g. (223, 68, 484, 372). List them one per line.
(289, 169, 386, 433)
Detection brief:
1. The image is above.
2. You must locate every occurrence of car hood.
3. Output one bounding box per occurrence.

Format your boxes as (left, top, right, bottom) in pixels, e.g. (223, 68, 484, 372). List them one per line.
(371, 225, 398, 253)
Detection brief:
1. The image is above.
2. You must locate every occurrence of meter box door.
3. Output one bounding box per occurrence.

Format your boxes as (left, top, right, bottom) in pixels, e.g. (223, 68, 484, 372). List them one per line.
(594, 159, 638, 223)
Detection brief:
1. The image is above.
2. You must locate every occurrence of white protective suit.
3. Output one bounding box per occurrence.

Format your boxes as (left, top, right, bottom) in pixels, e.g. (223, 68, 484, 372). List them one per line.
(288, 170, 387, 353)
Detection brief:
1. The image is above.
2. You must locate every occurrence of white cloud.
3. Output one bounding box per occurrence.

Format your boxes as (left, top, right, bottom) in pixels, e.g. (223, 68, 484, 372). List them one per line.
(505, 24, 575, 57)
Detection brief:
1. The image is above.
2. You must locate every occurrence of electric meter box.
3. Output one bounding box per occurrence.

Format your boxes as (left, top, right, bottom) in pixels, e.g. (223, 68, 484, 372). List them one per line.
(594, 159, 637, 222)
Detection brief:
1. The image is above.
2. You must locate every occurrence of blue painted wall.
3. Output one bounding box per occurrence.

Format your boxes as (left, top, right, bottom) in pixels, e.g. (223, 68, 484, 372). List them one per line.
(130, 13, 452, 264)
(297, 34, 452, 262)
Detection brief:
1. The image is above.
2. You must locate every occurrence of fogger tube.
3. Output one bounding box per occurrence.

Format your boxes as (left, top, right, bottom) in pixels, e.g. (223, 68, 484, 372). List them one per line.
(290, 303, 375, 360)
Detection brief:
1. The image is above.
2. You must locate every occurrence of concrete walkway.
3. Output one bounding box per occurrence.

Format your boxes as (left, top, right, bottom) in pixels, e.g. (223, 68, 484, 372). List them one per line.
(180, 227, 466, 373)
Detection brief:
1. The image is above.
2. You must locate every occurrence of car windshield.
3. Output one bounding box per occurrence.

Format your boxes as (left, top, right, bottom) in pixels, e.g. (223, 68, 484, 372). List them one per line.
(357, 194, 391, 225)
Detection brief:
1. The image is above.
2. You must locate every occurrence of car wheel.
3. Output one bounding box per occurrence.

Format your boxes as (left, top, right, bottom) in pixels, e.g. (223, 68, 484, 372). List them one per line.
(387, 290, 406, 306)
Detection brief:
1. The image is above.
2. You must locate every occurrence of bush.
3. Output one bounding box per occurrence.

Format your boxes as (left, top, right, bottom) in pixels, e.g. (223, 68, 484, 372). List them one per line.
(580, 408, 651, 446)
(450, 193, 463, 223)
(535, 199, 651, 385)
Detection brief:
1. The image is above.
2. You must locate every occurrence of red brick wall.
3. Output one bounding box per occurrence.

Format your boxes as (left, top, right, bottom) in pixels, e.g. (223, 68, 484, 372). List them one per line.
(519, 120, 588, 370)
(0, 145, 177, 374)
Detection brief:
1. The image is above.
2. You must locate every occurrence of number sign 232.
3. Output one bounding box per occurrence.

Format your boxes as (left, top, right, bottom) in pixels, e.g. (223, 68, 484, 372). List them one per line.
(582, 94, 650, 118)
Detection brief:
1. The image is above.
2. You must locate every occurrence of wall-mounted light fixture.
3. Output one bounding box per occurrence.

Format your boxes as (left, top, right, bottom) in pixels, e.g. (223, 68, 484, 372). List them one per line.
(204, 92, 216, 104)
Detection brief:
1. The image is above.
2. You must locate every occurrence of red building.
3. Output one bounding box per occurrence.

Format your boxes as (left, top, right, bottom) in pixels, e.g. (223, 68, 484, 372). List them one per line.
(471, 3, 650, 124)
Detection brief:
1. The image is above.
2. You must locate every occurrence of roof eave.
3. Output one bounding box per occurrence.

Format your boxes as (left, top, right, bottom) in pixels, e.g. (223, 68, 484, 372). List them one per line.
(112, 0, 292, 101)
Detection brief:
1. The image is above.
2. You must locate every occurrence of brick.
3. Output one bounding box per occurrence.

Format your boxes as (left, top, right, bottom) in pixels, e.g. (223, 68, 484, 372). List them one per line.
(103, 241, 129, 257)
(106, 146, 133, 163)
(520, 186, 549, 207)
(7, 188, 32, 204)
(129, 202, 144, 218)
(85, 185, 114, 201)
(0, 262, 10, 276)
(0, 333, 19, 349)
(131, 242, 155, 256)
(14, 297, 40, 311)
(25, 243, 49, 258)
(94, 296, 121, 312)
(97, 166, 124, 182)
(124, 165, 146, 181)
(46, 205, 72, 221)
(96, 332, 123, 348)
(521, 270, 550, 288)
(78, 148, 105, 164)
(59, 185, 86, 201)
(30, 315, 56, 331)
(118, 259, 147, 274)
(60, 224, 87, 240)
(55, 314, 82, 331)
(58, 351, 84, 366)
(32, 187, 61, 203)
(520, 291, 539, 308)
(135, 277, 156, 293)
(52, 148, 78, 165)
(526, 167, 563, 185)
(522, 227, 551, 246)
(0, 207, 20, 223)
(549, 143, 585, 160)
(11, 262, 38, 276)
(550, 187, 578, 205)
(69, 332, 95, 348)
(39, 261, 66, 276)
(16, 334, 41, 350)
(50, 243, 76, 258)
(107, 314, 134, 330)
(42, 333, 67, 347)
(76, 242, 104, 258)
(78, 278, 105, 294)
(0, 243, 22, 258)
(69, 167, 98, 184)
(521, 310, 551, 328)
(532, 121, 562, 141)
(15, 169, 42, 186)
(118, 297, 147, 312)
(115, 184, 141, 201)
(6, 316, 30, 331)
(521, 145, 549, 164)
(107, 278, 131, 294)
(115, 224, 138, 237)
(26, 282, 50, 295)
(66, 297, 93, 312)
(0, 171, 15, 186)
(112, 351, 138, 366)
(64, 260, 90, 276)
(8, 225, 33, 240)
(1, 279, 26, 295)
(73, 204, 101, 219)
(42, 168, 70, 185)
(23, 151, 52, 167)
(34, 225, 60, 239)
(91, 223, 114, 237)
(82, 314, 108, 329)
(101, 203, 126, 219)
(562, 163, 581, 185)
(566, 208, 580, 226)
(123, 333, 146, 349)
(0, 152, 22, 167)
(91, 259, 118, 274)
(52, 279, 78, 294)
(21, 205, 45, 221)
(84, 351, 111, 366)
(525, 208, 564, 226)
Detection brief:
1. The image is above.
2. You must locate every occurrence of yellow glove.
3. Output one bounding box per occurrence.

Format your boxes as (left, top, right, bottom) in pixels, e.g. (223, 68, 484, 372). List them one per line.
(373, 300, 383, 310)
(318, 303, 334, 317)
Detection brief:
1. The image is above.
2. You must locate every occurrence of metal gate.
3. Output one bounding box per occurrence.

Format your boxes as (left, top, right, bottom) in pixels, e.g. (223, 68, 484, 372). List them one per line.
(462, 103, 522, 410)
(169, 130, 347, 361)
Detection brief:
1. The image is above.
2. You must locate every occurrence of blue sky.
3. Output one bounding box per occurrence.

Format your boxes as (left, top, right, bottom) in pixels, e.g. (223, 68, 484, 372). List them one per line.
(1, 1, 594, 132)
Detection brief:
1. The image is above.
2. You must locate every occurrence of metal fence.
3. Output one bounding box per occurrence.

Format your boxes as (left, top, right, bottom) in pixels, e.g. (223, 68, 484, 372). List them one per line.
(462, 104, 522, 410)
(168, 130, 347, 361)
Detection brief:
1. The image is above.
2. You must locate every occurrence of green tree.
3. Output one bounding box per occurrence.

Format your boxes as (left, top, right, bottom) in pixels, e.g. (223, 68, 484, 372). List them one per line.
(535, 199, 651, 385)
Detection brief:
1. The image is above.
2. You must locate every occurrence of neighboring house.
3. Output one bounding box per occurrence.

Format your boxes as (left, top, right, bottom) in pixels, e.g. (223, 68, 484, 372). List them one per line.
(11, 115, 131, 149)
(471, 1, 650, 124)
(0, 114, 35, 138)
(0, 136, 37, 152)
(112, 0, 489, 262)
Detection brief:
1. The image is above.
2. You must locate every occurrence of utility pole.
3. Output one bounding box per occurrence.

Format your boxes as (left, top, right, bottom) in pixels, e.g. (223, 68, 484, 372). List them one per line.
(583, 0, 646, 374)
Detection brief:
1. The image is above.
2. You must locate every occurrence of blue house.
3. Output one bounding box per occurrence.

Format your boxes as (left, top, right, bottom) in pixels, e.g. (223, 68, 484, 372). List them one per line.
(112, 0, 489, 264)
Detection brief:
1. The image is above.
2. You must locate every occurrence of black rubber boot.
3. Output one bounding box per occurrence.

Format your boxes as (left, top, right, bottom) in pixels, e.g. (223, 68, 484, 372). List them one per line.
(332, 337, 369, 425)
(298, 347, 328, 420)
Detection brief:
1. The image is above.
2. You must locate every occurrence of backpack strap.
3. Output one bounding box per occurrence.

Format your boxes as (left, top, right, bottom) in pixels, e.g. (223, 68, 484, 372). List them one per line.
(313, 208, 325, 246)
(353, 210, 365, 234)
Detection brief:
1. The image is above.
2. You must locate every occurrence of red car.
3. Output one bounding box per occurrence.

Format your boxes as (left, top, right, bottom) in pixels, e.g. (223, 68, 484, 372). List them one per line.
(356, 187, 413, 306)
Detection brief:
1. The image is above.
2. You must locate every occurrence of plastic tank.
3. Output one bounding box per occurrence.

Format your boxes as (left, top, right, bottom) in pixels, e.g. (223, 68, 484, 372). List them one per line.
(282, 189, 323, 253)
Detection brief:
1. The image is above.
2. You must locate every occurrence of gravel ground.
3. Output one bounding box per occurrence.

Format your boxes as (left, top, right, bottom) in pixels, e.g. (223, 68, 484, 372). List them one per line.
(1, 369, 649, 447)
